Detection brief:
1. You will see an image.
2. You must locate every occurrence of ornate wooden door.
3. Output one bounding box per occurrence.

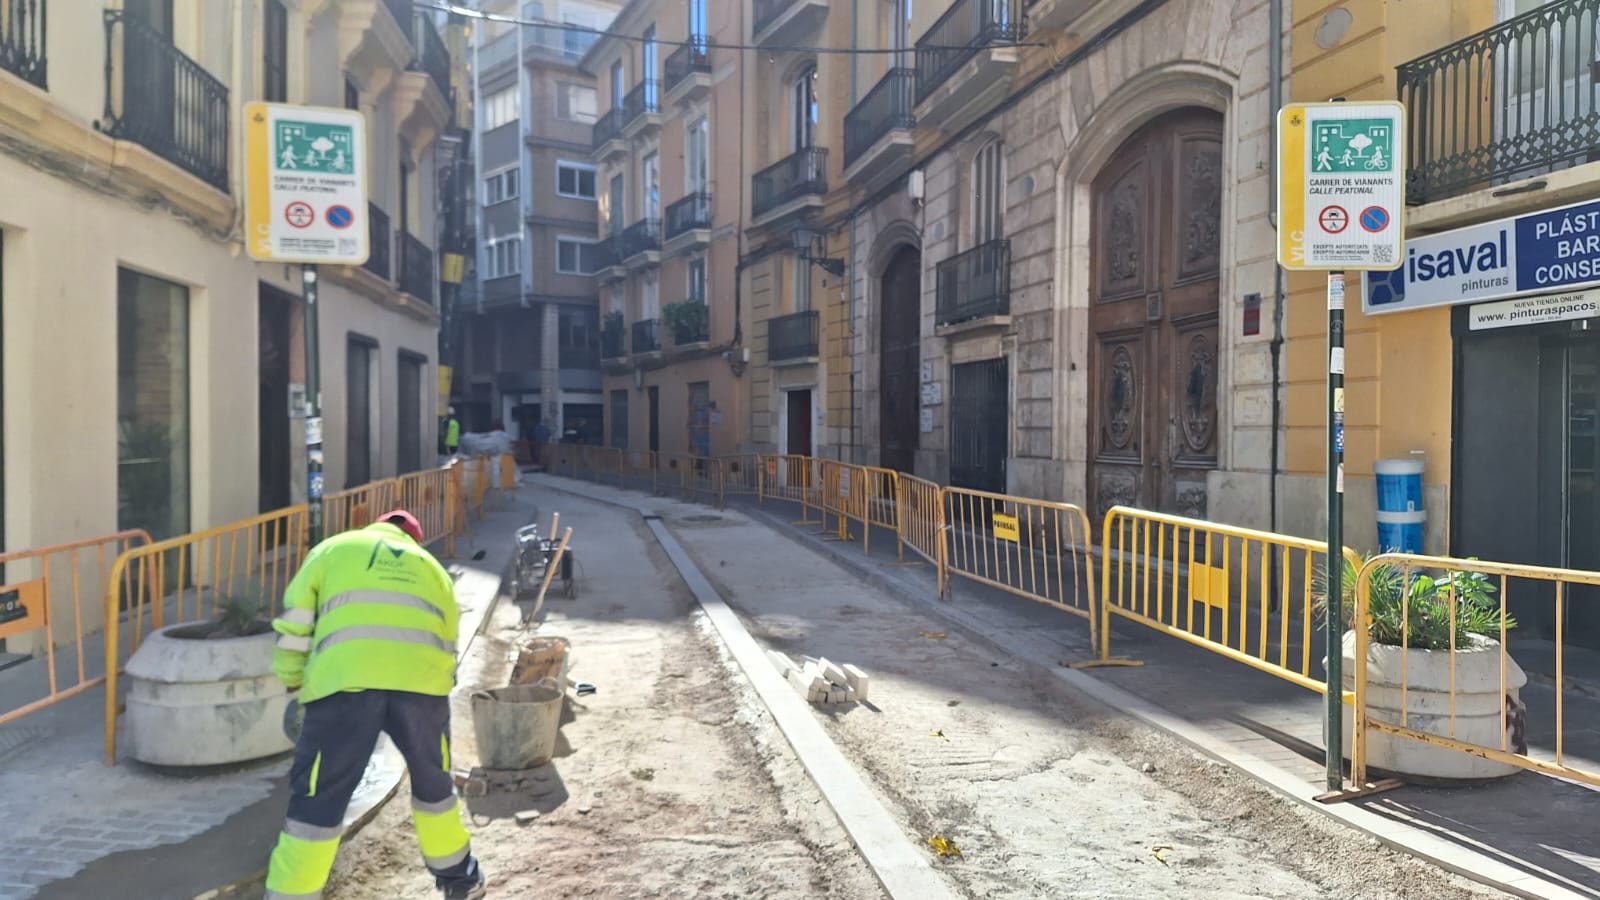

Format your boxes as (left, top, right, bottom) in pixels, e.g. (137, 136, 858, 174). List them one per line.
(1088, 109, 1222, 520)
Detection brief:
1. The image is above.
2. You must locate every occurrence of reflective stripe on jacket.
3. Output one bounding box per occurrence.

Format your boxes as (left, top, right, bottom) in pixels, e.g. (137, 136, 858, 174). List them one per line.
(272, 522, 459, 703)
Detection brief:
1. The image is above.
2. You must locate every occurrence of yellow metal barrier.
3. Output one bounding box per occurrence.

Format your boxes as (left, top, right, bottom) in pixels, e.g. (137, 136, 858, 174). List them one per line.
(324, 479, 399, 534)
(896, 474, 947, 595)
(815, 460, 868, 543)
(1099, 506, 1360, 691)
(857, 466, 900, 558)
(681, 455, 720, 506)
(620, 449, 659, 492)
(0, 530, 153, 728)
(104, 507, 310, 764)
(719, 454, 763, 507)
(1351, 554, 1600, 790)
(947, 487, 1097, 645)
(499, 453, 517, 489)
(398, 465, 461, 557)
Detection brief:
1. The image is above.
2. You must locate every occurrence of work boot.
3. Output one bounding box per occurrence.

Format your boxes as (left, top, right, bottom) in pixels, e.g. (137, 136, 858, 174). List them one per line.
(441, 875, 486, 900)
(438, 858, 486, 899)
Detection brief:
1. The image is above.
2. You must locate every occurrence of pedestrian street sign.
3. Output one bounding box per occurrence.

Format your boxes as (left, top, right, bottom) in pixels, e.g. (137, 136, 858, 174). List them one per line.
(244, 102, 369, 265)
(1277, 101, 1406, 272)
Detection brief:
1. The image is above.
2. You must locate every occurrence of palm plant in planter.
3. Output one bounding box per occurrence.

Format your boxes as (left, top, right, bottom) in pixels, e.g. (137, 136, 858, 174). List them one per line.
(1316, 553, 1526, 780)
(663, 299, 708, 346)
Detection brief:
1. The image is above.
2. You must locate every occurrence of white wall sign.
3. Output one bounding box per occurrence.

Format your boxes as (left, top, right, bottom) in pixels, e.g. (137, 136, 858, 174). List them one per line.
(1468, 290, 1600, 331)
(1277, 101, 1406, 272)
(245, 102, 369, 265)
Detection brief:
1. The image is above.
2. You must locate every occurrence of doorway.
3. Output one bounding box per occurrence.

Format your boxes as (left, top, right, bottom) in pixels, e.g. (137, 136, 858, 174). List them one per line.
(259, 286, 293, 512)
(879, 245, 921, 474)
(1088, 108, 1223, 520)
(647, 386, 660, 453)
(785, 388, 813, 457)
(397, 351, 424, 474)
(950, 359, 1008, 494)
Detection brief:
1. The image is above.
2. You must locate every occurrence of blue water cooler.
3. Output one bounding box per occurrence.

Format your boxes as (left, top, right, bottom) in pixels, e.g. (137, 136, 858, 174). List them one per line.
(1374, 459, 1425, 553)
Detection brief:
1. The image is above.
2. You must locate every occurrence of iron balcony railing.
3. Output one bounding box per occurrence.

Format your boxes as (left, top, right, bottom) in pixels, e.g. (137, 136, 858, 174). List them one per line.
(365, 203, 392, 280)
(101, 9, 230, 191)
(752, 147, 828, 218)
(1, 0, 47, 89)
(601, 322, 626, 358)
(593, 234, 623, 271)
(411, 8, 451, 100)
(664, 39, 710, 94)
(591, 107, 625, 151)
(631, 318, 661, 354)
(383, 0, 414, 33)
(667, 300, 710, 344)
(768, 309, 819, 361)
(1398, 0, 1600, 204)
(560, 339, 602, 370)
(936, 239, 1011, 325)
(845, 67, 916, 166)
(620, 218, 662, 258)
(915, 0, 1025, 104)
(665, 192, 712, 239)
(399, 231, 435, 303)
(753, 0, 801, 38)
(623, 79, 660, 127)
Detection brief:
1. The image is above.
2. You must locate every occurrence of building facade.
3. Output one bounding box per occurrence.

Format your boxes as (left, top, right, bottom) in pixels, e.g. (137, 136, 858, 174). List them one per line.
(455, 0, 619, 441)
(583, 0, 746, 458)
(0, 0, 452, 652)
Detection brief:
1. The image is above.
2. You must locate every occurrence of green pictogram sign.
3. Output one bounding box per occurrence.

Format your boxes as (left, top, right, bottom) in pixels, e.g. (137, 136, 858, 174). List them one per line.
(274, 120, 356, 175)
(1311, 118, 1394, 174)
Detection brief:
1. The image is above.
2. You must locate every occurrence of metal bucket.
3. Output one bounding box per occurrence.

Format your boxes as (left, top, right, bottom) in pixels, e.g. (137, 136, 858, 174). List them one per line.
(470, 678, 563, 770)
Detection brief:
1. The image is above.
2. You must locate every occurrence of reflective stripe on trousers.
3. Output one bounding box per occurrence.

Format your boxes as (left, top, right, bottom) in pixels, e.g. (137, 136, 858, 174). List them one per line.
(413, 794, 472, 871)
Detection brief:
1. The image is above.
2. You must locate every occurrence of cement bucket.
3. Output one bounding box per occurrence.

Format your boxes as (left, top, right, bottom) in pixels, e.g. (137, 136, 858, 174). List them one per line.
(471, 679, 563, 770)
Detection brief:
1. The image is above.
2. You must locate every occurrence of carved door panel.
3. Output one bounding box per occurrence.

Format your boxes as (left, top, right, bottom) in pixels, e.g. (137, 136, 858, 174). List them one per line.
(1089, 109, 1222, 520)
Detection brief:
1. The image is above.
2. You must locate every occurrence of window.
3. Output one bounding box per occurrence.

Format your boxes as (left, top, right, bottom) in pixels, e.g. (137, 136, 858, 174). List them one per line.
(397, 351, 425, 474)
(688, 256, 707, 302)
(891, 0, 913, 68)
(556, 237, 598, 275)
(346, 338, 374, 488)
(689, 0, 708, 43)
(117, 269, 190, 542)
(973, 140, 1005, 244)
(556, 82, 598, 123)
(791, 65, 818, 152)
(608, 173, 625, 233)
(483, 166, 520, 205)
(686, 118, 709, 193)
(483, 86, 518, 131)
(557, 161, 598, 199)
(642, 152, 660, 220)
(642, 272, 659, 318)
(610, 60, 625, 110)
(609, 389, 629, 449)
(559, 307, 600, 368)
(263, 0, 288, 102)
(483, 234, 524, 279)
(643, 25, 658, 106)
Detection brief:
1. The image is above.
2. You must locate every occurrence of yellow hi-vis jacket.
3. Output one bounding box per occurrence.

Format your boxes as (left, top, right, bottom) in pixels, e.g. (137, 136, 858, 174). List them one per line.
(271, 522, 459, 703)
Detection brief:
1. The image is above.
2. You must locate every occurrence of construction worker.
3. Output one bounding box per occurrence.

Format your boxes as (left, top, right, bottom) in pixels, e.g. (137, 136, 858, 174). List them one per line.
(265, 510, 486, 900)
(444, 407, 462, 458)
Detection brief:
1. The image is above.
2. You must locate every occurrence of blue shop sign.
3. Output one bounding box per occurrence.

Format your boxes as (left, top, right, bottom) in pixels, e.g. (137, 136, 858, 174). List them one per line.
(1363, 195, 1600, 316)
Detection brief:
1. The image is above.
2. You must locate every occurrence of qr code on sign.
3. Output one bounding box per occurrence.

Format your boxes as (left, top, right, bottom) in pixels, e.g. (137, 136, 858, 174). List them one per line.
(1372, 244, 1394, 265)
(338, 238, 357, 256)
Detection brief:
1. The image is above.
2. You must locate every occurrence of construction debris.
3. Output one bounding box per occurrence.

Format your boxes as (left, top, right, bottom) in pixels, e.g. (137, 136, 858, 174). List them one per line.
(772, 654, 869, 706)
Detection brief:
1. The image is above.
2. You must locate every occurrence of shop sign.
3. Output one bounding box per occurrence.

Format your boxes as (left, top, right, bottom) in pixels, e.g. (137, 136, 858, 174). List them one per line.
(1364, 195, 1600, 315)
(1467, 289, 1600, 332)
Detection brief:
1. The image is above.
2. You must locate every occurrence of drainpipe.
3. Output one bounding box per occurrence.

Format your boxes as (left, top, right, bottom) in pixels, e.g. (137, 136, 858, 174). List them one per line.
(1268, 0, 1284, 536)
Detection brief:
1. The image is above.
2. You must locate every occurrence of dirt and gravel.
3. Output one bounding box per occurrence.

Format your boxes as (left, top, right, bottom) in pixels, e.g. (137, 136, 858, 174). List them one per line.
(321, 496, 882, 900)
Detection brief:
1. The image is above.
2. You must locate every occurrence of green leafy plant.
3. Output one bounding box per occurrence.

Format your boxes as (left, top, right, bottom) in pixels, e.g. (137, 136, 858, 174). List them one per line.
(663, 299, 708, 345)
(171, 593, 273, 640)
(1315, 553, 1515, 651)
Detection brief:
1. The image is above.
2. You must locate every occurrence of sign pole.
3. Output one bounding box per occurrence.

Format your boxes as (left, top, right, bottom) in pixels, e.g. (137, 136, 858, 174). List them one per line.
(303, 265, 324, 547)
(1326, 269, 1345, 792)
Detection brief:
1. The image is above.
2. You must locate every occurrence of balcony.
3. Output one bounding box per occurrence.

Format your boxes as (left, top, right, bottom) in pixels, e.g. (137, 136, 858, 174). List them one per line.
(398, 231, 435, 305)
(664, 192, 712, 254)
(768, 310, 819, 364)
(594, 235, 627, 281)
(480, 23, 595, 72)
(590, 108, 628, 163)
(935, 239, 1011, 330)
(100, 9, 230, 192)
(364, 203, 393, 281)
(409, 9, 451, 102)
(754, 0, 828, 49)
(915, 0, 1024, 133)
(665, 299, 710, 348)
(631, 318, 662, 356)
(0, 0, 47, 89)
(602, 317, 626, 359)
(1399, 0, 1600, 206)
(844, 67, 917, 190)
(621, 80, 661, 139)
(619, 218, 662, 268)
(751, 147, 828, 226)
(663, 39, 712, 107)
(338, 0, 415, 76)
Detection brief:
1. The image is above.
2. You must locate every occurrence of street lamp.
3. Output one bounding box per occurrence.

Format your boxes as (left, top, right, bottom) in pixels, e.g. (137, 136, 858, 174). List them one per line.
(790, 224, 845, 277)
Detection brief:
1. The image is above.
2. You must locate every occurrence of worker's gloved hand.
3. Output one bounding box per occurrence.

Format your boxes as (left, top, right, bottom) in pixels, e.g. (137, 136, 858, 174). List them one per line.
(282, 694, 304, 743)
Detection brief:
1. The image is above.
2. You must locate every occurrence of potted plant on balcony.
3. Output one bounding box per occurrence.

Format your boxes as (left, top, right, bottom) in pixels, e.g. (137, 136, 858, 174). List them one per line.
(663, 299, 708, 346)
(1316, 553, 1526, 780)
(122, 592, 295, 767)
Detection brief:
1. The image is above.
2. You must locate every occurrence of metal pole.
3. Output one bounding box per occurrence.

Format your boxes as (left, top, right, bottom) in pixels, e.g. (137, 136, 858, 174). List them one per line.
(304, 265, 325, 547)
(1325, 269, 1345, 791)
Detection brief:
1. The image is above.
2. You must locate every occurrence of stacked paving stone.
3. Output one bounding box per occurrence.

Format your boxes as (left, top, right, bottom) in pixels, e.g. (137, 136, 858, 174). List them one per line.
(767, 651, 870, 706)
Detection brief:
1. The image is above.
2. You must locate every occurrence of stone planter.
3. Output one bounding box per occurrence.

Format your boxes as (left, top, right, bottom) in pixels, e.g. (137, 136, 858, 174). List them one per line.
(123, 622, 293, 767)
(1328, 630, 1526, 781)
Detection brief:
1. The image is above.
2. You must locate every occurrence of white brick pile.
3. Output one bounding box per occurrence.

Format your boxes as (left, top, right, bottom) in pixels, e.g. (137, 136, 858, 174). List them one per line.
(768, 651, 869, 706)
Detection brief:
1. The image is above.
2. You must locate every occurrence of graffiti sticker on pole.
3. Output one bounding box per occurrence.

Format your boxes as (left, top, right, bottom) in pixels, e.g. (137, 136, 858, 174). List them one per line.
(1277, 101, 1405, 272)
(245, 102, 368, 265)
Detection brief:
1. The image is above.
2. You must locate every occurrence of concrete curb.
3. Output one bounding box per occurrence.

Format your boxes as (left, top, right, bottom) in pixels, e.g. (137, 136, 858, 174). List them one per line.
(528, 476, 959, 900)
(738, 504, 1592, 900)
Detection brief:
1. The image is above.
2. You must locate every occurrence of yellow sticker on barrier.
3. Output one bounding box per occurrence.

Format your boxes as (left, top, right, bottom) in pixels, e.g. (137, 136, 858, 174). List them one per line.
(0, 579, 47, 641)
(992, 513, 1020, 542)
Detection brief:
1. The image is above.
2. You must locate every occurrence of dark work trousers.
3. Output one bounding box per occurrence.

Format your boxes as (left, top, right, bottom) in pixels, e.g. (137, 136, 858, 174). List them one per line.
(284, 689, 479, 891)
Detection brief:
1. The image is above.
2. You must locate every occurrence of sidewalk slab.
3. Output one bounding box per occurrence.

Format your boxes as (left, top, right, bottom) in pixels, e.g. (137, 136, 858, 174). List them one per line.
(2, 492, 533, 900)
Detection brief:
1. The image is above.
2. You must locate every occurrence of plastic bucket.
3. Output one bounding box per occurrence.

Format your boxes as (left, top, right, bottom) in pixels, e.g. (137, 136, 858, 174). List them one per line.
(1376, 509, 1426, 554)
(471, 679, 563, 770)
(1374, 459, 1424, 514)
